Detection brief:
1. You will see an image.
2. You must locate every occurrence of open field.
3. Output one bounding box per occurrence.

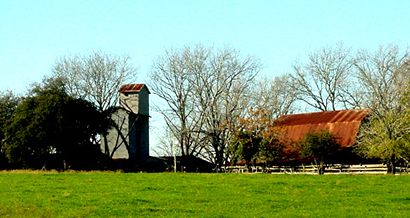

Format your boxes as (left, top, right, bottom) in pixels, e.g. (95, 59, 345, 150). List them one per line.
(0, 172, 409, 217)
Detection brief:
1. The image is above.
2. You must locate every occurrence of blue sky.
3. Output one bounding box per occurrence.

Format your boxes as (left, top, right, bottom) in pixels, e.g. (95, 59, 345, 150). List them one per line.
(1, 0, 409, 152)
(1, 0, 409, 93)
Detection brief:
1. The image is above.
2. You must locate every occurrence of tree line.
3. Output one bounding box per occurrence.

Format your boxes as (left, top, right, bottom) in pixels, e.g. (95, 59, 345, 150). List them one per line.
(0, 53, 136, 169)
(150, 44, 410, 174)
(0, 44, 409, 173)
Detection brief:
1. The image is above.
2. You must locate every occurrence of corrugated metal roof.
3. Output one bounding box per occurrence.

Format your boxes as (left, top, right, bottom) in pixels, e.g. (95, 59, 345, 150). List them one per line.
(276, 109, 369, 147)
(119, 84, 150, 93)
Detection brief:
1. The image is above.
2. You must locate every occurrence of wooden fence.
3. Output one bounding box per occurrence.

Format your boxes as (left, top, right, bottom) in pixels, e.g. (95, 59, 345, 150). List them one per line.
(225, 164, 409, 174)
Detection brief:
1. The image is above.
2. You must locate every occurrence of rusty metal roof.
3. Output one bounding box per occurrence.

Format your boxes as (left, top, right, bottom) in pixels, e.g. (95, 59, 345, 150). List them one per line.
(119, 84, 150, 93)
(276, 109, 369, 147)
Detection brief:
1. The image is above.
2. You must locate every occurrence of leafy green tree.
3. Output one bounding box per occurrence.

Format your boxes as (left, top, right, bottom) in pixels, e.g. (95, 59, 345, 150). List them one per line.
(355, 73, 410, 174)
(299, 131, 340, 175)
(0, 91, 19, 142)
(234, 131, 262, 169)
(0, 91, 19, 168)
(354, 48, 410, 174)
(257, 137, 284, 167)
(355, 111, 410, 174)
(231, 129, 284, 170)
(3, 78, 108, 169)
(230, 109, 284, 170)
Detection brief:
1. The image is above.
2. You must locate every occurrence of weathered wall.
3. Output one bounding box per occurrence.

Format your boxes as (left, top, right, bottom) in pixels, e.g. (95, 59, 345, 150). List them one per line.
(103, 84, 150, 163)
(101, 109, 130, 159)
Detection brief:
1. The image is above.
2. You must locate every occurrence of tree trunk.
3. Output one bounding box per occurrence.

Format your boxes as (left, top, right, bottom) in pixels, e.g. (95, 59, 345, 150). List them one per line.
(245, 164, 251, 173)
(387, 155, 396, 174)
(103, 134, 110, 156)
(387, 162, 396, 174)
(318, 160, 325, 175)
(215, 152, 223, 173)
(211, 132, 224, 173)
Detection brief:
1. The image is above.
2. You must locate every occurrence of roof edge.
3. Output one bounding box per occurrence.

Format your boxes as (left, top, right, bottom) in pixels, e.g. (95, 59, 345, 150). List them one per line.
(119, 84, 151, 94)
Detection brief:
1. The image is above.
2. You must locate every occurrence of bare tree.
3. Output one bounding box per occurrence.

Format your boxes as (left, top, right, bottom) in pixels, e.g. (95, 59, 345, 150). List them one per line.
(52, 52, 137, 156)
(252, 74, 298, 119)
(53, 52, 137, 112)
(353, 46, 409, 115)
(150, 46, 207, 158)
(152, 128, 181, 157)
(291, 45, 357, 111)
(192, 47, 260, 169)
(150, 45, 260, 169)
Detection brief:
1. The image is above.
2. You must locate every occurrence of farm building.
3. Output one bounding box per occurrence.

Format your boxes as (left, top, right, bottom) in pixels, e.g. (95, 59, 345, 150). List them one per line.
(102, 84, 150, 164)
(275, 109, 370, 163)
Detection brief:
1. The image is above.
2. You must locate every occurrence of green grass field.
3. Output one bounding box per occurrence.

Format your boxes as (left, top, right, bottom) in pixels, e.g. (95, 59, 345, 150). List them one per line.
(0, 172, 409, 217)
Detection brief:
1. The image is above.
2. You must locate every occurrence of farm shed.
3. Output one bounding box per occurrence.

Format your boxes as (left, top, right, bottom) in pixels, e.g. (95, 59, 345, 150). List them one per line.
(276, 109, 369, 148)
(274, 109, 370, 164)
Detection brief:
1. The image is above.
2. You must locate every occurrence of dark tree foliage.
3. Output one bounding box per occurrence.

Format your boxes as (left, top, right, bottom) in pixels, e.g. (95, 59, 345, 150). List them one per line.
(235, 131, 262, 168)
(299, 131, 340, 175)
(230, 109, 285, 170)
(0, 91, 19, 143)
(0, 91, 20, 168)
(231, 129, 283, 170)
(3, 78, 109, 169)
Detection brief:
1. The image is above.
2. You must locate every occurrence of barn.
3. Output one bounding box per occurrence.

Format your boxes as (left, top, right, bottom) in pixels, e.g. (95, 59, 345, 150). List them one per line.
(275, 109, 370, 164)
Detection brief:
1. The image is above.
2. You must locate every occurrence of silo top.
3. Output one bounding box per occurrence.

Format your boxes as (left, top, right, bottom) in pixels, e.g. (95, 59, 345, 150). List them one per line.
(118, 84, 150, 116)
(119, 84, 150, 94)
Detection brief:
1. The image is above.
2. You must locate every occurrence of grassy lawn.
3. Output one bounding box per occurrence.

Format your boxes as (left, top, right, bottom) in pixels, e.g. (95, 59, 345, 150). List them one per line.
(0, 172, 409, 217)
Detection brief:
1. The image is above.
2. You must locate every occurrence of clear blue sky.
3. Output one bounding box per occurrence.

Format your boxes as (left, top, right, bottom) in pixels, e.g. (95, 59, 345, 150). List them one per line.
(1, 0, 409, 152)
(1, 0, 409, 92)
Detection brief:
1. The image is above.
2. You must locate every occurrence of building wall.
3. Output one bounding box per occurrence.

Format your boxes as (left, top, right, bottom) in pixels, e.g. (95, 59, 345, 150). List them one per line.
(119, 86, 149, 116)
(119, 93, 138, 114)
(128, 114, 149, 161)
(137, 87, 149, 116)
(103, 85, 150, 163)
(102, 109, 130, 159)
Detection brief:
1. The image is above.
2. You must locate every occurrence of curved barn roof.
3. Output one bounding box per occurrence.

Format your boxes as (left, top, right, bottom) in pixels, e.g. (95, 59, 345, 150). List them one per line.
(276, 109, 369, 147)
